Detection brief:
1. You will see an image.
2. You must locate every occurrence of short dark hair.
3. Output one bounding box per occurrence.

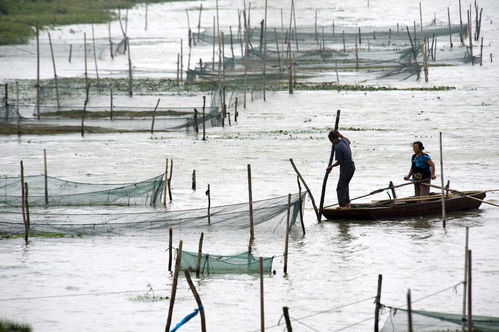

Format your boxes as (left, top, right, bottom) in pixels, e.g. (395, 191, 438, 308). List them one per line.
(413, 141, 425, 150)
(328, 130, 339, 141)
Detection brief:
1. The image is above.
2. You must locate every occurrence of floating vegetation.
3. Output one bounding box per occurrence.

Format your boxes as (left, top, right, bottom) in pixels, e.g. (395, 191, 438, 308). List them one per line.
(129, 285, 169, 302)
(0, 319, 31, 332)
(271, 82, 456, 92)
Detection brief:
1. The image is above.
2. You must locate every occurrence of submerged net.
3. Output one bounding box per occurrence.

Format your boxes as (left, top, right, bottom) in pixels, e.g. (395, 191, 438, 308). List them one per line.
(381, 307, 499, 332)
(0, 174, 164, 207)
(178, 249, 273, 274)
(0, 192, 305, 235)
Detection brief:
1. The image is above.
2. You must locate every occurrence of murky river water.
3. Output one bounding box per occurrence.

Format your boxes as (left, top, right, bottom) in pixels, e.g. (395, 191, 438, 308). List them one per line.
(1, 0, 498, 331)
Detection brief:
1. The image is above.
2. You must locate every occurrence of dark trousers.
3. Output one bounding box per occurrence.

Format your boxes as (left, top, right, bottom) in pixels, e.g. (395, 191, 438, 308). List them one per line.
(337, 162, 355, 207)
(414, 179, 431, 196)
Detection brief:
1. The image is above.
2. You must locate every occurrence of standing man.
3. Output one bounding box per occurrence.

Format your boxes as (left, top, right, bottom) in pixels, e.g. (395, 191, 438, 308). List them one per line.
(327, 130, 355, 208)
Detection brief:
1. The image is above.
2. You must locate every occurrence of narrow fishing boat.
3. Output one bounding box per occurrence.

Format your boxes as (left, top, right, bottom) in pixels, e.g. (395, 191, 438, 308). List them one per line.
(322, 191, 486, 221)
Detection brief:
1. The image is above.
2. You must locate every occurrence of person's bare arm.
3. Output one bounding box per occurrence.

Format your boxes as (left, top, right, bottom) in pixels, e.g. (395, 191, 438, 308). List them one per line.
(428, 159, 437, 179)
(404, 166, 413, 180)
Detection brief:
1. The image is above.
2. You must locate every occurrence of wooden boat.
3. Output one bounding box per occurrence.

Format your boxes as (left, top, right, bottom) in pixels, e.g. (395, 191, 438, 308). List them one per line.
(322, 191, 486, 220)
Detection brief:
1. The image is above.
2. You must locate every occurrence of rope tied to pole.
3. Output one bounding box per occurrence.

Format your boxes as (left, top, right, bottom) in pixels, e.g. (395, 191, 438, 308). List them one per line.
(170, 306, 204, 332)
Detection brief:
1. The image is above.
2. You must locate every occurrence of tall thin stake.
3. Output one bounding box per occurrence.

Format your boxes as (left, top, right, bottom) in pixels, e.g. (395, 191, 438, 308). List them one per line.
(196, 232, 204, 277)
(448, 7, 453, 48)
(374, 274, 383, 332)
(24, 182, 30, 243)
(290, 159, 320, 222)
(467, 249, 473, 332)
(462, 227, 469, 332)
(44, 149, 48, 205)
(247, 164, 255, 240)
(168, 227, 173, 272)
(183, 270, 207, 332)
(20, 161, 26, 236)
(284, 193, 291, 274)
(47, 32, 60, 109)
(259, 257, 265, 332)
(407, 289, 413, 332)
(36, 26, 40, 119)
(283, 307, 292, 331)
(150, 98, 161, 134)
(439, 132, 446, 226)
(165, 240, 183, 332)
(163, 158, 168, 207)
(206, 184, 211, 224)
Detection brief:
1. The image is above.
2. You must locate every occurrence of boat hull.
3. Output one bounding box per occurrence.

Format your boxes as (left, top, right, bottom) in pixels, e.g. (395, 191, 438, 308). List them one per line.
(322, 191, 486, 221)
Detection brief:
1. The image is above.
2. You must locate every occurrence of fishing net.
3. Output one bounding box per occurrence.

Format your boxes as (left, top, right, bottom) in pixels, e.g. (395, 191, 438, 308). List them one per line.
(381, 307, 499, 332)
(0, 192, 305, 236)
(178, 249, 273, 274)
(0, 174, 164, 207)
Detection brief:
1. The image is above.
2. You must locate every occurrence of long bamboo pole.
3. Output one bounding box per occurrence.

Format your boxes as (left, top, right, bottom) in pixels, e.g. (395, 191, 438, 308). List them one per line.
(47, 32, 60, 109)
(467, 249, 472, 332)
(284, 193, 291, 274)
(259, 257, 265, 332)
(196, 232, 204, 277)
(183, 270, 207, 332)
(165, 240, 183, 332)
(407, 289, 413, 332)
(44, 149, 48, 205)
(374, 274, 383, 332)
(439, 132, 446, 227)
(290, 159, 320, 222)
(319, 110, 340, 216)
(462, 227, 469, 332)
(36, 26, 40, 119)
(248, 164, 255, 240)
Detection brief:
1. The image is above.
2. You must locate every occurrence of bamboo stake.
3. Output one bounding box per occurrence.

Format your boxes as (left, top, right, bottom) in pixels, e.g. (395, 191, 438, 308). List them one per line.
(163, 158, 168, 207)
(44, 149, 48, 205)
(84, 33, 88, 89)
(248, 164, 255, 240)
(290, 159, 320, 222)
(212, 16, 215, 70)
(263, 0, 268, 101)
(108, 23, 114, 59)
(406, 26, 418, 63)
(20, 161, 26, 236)
(180, 39, 183, 81)
(127, 37, 133, 96)
(355, 36, 359, 69)
(15, 82, 20, 136)
(145, 1, 148, 31)
(283, 307, 292, 331)
(193, 108, 199, 133)
(462, 227, 469, 332)
(197, 4, 202, 42)
(468, 10, 474, 65)
(24, 182, 30, 242)
(192, 170, 196, 190)
(319, 109, 340, 216)
(110, 88, 113, 120)
(168, 159, 173, 201)
(68, 44, 72, 63)
(419, 2, 423, 32)
(448, 7, 453, 48)
(206, 184, 211, 224)
(439, 132, 446, 226)
(165, 240, 183, 332)
(235, 97, 238, 122)
(407, 289, 413, 332)
(176, 54, 180, 85)
(168, 227, 173, 271)
(259, 256, 265, 332)
(374, 274, 383, 332)
(342, 31, 346, 52)
(284, 193, 291, 274)
(91, 24, 100, 86)
(81, 82, 89, 137)
(202, 96, 206, 140)
(467, 249, 472, 332)
(150, 98, 161, 134)
(196, 232, 204, 277)
(287, 39, 293, 94)
(423, 37, 429, 82)
(358, 27, 362, 45)
(274, 28, 282, 71)
(36, 26, 40, 119)
(297, 176, 305, 235)
(47, 32, 60, 109)
(459, 0, 464, 45)
(480, 37, 483, 66)
(230, 26, 235, 60)
(183, 270, 207, 332)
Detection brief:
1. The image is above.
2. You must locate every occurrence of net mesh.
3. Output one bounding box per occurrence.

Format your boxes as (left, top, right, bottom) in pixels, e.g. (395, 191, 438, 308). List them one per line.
(178, 249, 273, 274)
(0, 192, 305, 236)
(0, 174, 164, 207)
(381, 307, 499, 332)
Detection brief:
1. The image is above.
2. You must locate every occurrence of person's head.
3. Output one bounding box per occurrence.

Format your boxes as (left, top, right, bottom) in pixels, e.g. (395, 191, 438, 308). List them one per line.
(328, 130, 340, 144)
(412, 141, 424, 154)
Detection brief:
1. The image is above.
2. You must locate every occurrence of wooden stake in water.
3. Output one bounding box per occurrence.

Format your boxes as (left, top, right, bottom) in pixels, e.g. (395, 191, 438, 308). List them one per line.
(180, 39, 184, 81)
(127, 37, 133, 96)
(84, 33, 88, 89)
(467, 249, 473, 332)
(165, 240, 183, 332)
(108, 23, 114, 59)
(36, 26, 40, 119)
(163, 159, 168, 207)
(374, 274, 383, 332)
(47, 32, 60, 110)
(419, 2, 423, 32)
(297, 176, 305, 235)
(24, 182, 30, 243)
(15, 82, 20, 137)
(468, 10, 474, 65)
(150, 98, 161, 134)
(202, 96, 206, 140)
(81, 82, 90, 137)
(290, 158, 320, 223)
(259, 256, 265, 332)
(168, 227, 173, 271)
(197, 4, 203, 42)
(407, 289, 413, 332)
(20, 161, 27, 235)
(287, 39, 293, 94)
(168, 159, 173, 201)
(480, 37, 483, 66)
(183, 270, 207, 332)
(44, 149, 48, 205)
(145, 1, 148, 31)
(439, 132, 446, 226)
(206, 184, 211, 224)
(342, 30, 346, 52)
(192, 169, 196, 190)
(212, 16, 216, 70)
(247, 164, 255, 240)
(355, 36, 359, 69)
(235, 97, 238, 122)
(68, 44, 72, 63)
(448, 7, 453, 48)
(284, 193, 291, 274)
(462, 227, 469, 332)
(110, 88, 113, 120)
(283, 307, 292, 331)
(196, 232, 204, 277)
(459, 0, 464, 45)
(91, 24, 100, 86)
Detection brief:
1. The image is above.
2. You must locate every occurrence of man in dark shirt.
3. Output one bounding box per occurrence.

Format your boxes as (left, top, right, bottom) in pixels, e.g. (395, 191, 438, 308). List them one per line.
(326, 130, 355, 208)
